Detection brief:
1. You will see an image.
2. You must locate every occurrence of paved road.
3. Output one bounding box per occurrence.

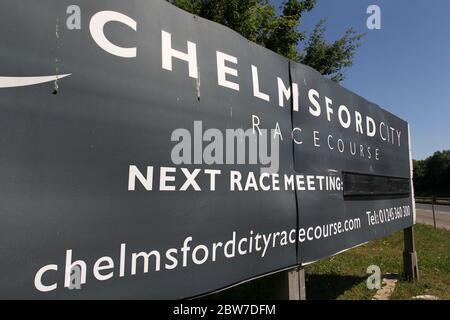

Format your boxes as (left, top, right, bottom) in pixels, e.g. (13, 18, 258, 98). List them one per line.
(415, 203, 450, 230)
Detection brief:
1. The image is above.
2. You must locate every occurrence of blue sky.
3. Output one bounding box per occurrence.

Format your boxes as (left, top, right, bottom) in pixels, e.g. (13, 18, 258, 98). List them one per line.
(273, 0, 450, 160)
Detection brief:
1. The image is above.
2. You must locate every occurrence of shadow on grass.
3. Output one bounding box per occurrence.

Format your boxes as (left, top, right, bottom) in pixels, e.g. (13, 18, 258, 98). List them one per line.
(306, 274, 367, 300)
(201, 271, 292, 300)
(201, 271, 367, 300)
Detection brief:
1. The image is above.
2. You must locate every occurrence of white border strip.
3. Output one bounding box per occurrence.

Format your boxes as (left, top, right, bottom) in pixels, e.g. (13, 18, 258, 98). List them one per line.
(408, 124, 417, 224)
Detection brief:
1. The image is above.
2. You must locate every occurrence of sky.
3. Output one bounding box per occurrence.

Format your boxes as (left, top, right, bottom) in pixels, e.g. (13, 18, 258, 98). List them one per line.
(273, 0, 450, 160)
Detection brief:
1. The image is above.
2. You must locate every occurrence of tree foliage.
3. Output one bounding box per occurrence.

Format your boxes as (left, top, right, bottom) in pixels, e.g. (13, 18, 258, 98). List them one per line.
(168, 0, 364, 82)
(413, 150, 450, 197)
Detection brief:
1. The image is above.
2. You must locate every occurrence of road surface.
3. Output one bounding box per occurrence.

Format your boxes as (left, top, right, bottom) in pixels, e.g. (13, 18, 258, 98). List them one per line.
(415, 203, 450, 230)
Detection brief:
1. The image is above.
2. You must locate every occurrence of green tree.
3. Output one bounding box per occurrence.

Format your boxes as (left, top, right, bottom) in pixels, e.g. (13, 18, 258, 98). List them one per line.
(413, 159, 426, 195)
(168, 0, 365, 82)
(413, 150, 450, 196)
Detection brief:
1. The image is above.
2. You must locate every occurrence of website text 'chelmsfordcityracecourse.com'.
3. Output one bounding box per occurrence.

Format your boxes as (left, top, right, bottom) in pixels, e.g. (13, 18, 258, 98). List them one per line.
(33, 210, 415, 293)
(34, 217, 362, 292)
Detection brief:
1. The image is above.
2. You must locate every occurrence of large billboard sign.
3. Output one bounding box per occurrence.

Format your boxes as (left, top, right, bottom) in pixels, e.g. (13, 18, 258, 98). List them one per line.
(0, 0, 414, 299)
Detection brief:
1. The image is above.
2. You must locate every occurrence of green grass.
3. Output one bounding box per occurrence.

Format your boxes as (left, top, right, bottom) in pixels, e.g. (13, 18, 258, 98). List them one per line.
(305, 224, 450, 300)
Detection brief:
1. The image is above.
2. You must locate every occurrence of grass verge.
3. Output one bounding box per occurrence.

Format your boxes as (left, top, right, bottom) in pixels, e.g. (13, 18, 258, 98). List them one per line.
(305, 224, 450, 300)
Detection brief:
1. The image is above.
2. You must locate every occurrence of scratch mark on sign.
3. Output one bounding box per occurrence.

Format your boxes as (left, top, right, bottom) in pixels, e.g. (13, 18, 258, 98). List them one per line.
(196, 72, 201, 101)
(54, 17, 60, 95)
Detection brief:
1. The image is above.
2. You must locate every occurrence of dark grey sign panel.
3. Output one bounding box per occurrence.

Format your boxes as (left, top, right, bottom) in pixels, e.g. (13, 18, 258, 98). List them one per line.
(291, 63, 414, 263)
(0, 0, 414, 299)
(0, 0, 297, 299)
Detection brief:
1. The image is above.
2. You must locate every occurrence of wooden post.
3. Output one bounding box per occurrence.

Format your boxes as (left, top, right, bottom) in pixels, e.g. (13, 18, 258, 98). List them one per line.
(299, 267, 306, 300)
(403, 226, 419, 281)
(432, 196, 437, 230)
(287, 267, 306, 300)
(287, 268, 300, 300)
